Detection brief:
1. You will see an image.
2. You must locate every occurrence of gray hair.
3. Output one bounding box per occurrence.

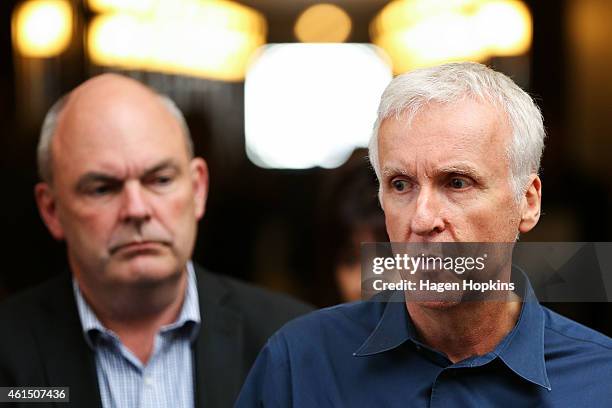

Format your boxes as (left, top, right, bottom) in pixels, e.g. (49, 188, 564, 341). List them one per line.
(37, 92, 194, 184)
(368, 62, 545, 202)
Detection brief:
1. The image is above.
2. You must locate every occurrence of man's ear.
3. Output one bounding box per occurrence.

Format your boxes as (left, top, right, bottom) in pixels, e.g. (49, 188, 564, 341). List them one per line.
(518, 175, 542, 234)
(190, 158, 209, 220)
(34, 182, 65, 240)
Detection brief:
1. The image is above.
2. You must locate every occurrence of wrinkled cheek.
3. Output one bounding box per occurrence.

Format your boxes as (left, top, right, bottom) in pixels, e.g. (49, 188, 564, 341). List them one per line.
(62, 220, 112, 275)
(384, 210, 408, 241)
(61, 199, 110, 233)
(381, 196, 416, 239)
(467, 212, 516, 242)
(169, 188, 196, 219)
(167, 195, 198, 256)
(64, 213, 107, 251)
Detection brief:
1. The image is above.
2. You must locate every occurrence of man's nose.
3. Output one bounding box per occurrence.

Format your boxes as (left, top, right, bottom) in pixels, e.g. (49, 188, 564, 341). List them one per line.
(119, 181, 152, 224)
(410, 187, 445, 238)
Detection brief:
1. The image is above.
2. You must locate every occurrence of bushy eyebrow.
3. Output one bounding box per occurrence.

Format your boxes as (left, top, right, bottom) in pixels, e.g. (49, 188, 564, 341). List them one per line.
(75, 174, 119, 193)
(141, 160, 180, 178)
(381, 163, 483, 182)
(436, 164, 482, 181)
(382, 166, 410, 178)
(74, 159, 180, 192)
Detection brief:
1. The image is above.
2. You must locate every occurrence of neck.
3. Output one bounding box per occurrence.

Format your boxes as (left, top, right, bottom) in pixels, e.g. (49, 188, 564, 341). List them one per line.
(406, 295, 521, 363)
(76, 268, 188, 364)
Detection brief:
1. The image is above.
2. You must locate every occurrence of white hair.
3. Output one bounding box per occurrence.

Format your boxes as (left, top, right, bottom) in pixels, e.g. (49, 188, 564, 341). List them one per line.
(368, 62, 545, 202)
(37, 92, 193, 184)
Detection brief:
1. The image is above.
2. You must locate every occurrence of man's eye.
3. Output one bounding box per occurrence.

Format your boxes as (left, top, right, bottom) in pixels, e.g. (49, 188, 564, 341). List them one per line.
(392, 179, 410, 192)
(448, 178, 470, 189)
(146, 174, 175, 189)
(90, 185, 112, 196)
(154, 176, 172, 185)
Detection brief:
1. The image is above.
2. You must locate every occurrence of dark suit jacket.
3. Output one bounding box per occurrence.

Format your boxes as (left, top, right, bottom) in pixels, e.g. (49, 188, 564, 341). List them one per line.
(0, 265, 313, 407)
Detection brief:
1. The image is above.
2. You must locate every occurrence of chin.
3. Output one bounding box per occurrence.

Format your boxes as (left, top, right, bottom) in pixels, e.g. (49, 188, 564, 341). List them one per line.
(109, 255, 183, 286)
(406, 287, 465, 308)
(413, 300, 463, 310)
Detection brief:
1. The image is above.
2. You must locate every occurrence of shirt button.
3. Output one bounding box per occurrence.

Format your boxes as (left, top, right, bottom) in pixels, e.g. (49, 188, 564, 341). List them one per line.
(145, 376, 154, 387)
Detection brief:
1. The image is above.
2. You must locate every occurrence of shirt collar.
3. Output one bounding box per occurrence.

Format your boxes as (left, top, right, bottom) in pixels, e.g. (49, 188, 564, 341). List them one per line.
(73, 261, 202, 348)
(353, 291, 415, 357)
(353, 267, 551, 391)
(494, 268, 551, 390)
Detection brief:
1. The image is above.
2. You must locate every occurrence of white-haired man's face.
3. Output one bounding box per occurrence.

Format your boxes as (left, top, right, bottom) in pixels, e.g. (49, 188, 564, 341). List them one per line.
(378, 98, 541, 244)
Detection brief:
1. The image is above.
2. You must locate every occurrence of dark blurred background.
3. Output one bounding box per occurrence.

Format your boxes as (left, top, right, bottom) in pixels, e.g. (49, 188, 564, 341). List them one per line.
(0, 0, 611, 335)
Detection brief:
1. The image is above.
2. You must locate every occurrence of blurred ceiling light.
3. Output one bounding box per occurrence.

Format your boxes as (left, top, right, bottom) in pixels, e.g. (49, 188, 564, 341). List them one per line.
(12, 0, 72, 58)
(371, 0, 532, 73)
(294, 3, 352, 43)
(244, 44, 392, 169)
(87, 0, 154, 14)
(475, 0, 532, 56)
(376, 12, 486, 73)
(86, 0, 266, 81)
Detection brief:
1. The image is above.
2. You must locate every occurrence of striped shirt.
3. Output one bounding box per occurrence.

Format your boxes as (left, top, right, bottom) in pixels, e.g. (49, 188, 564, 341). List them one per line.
(73, 262, 201, 408)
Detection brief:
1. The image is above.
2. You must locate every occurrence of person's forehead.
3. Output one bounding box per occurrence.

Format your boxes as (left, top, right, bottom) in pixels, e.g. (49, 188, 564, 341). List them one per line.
(379, 99, 511, 173)
(50, 79, 187, 181)
(382, 99, 507, 144)
(63, 78, 180, 140)
(68, 77, 173, 123)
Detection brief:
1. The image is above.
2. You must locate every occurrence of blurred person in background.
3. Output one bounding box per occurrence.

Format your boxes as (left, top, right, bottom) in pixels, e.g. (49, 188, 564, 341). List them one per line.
(237, 62, 612, 407)
(314, 148, 387, 305)
(0, 74, 311, 407)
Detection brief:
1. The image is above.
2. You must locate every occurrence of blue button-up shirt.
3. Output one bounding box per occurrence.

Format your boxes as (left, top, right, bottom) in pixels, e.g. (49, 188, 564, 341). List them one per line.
(73, 262, 201, 408)
(237, 271, 612, 407)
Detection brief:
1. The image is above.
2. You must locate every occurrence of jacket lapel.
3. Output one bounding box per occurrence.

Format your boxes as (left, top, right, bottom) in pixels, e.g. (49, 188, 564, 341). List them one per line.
(30, 268, 245, 407)
(34, 274, 102, 407)
(193, 267, 245, 408)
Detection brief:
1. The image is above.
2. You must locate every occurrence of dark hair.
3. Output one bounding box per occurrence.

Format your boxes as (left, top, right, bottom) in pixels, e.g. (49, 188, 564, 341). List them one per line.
(313, 148, 387, 306)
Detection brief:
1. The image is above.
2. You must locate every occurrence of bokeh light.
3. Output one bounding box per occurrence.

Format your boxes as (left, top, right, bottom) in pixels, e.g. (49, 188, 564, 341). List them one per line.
(86, 0, 266, 81)
(245, 44, 392, 169)
(294, 3, 352, 43)
(12, 0, 73, 58)
(371, 0, 532, 73)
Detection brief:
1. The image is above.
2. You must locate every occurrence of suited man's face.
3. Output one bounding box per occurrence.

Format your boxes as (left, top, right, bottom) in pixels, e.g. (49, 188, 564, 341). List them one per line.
(35, 75, 208, 291)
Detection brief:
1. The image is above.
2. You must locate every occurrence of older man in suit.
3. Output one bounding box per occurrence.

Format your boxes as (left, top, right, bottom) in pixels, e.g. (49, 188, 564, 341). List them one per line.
(0, 74, 311, 407)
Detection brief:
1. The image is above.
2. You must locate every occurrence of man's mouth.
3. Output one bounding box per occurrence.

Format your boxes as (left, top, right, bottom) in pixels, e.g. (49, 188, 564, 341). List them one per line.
(110, 241, 168, 255)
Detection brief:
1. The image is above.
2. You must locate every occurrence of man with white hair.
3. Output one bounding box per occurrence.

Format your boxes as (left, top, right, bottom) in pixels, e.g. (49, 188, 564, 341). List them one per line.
(237, 62, 612, 407)
(0, 74, 312, 407)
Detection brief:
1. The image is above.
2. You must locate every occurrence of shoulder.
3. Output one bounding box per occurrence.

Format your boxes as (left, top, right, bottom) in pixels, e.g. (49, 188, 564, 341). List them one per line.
(541, 306, 612, 397)
(283, 300, 384, 335)
(194, 266, 314, 340)
(267, 300, 386, 356)
(0, 274, 70, 327)
(0, 274, 74, 384)
(235, 303, 380, 408)
(196, 267, 313, 316)
(542, 306, 612, 359)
